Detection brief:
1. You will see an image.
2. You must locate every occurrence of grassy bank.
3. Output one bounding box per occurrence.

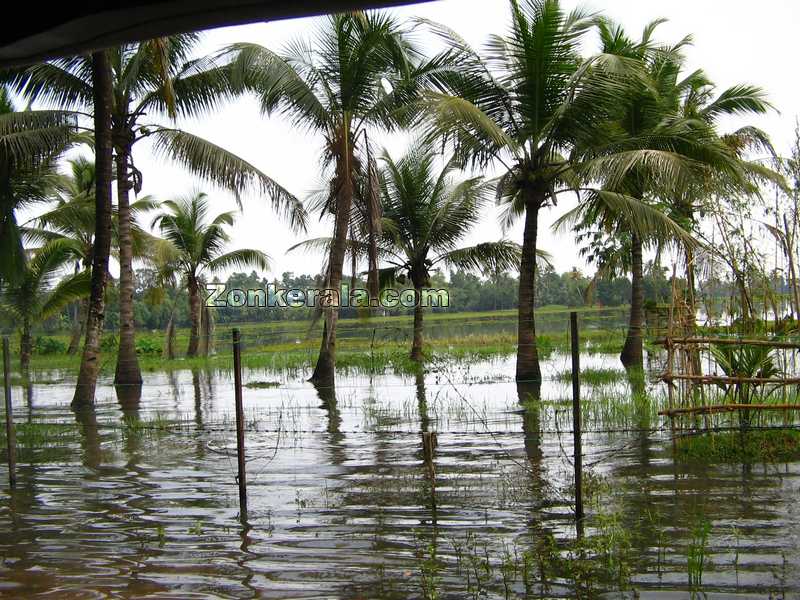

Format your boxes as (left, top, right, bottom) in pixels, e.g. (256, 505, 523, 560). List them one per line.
(9, 307, 629, 378)
(675, 429, 800, 463)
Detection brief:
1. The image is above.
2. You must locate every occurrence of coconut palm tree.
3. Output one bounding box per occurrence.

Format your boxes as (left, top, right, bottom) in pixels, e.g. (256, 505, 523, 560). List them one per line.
(293, 144, 523, 359)
(0, 86, 75, 283)
(73, 51, 115, 407)
(222, 11, 441, 386)
(152, 192, 271, 357)
(556, 18, 764, 371)
(0, 239, 89, 375)
(414, 0, 638, 383)
(26, 155, 159, 353)
(5, 34, 306, 386)
(376, 144, 521, 359)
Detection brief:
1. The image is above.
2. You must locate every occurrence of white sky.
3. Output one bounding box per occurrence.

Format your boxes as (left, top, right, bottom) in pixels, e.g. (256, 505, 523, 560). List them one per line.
(65, 0, 800, 279)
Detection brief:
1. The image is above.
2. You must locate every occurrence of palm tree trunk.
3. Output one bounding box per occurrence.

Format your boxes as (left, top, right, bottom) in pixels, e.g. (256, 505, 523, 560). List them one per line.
(73, 51, 114, 408)
(20, 318, 32, 376)
(199, 303, 214, 357)
(311, 134, 354, 387)
(187, 274, 201, 357)
(621, 232, 644, 371)
(516, 191, 542, 383)
(67, 297, 87, 355)
(113, 142, 142, 384)
(411, 283, 424, 361)
(164, 313, 176, 360)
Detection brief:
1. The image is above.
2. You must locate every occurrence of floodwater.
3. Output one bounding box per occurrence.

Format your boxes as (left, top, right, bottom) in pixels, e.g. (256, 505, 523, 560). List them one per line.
(1, 350, 799, 598)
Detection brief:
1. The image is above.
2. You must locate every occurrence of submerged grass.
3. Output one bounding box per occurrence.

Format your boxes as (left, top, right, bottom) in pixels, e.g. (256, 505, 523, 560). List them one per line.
(13, 307, 628, 379)
(555, 367, 626, 386)
(675, 429, 800, 463)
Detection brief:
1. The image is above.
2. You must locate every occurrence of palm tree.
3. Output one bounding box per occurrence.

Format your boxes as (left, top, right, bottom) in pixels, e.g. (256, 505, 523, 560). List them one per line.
(0, 239, 90, 374)
(27, 155, 159, 353)
(376, 144, 520, 359)
(222, 11, 439, 386)
(415, 0, 635, 383)
(152, 192, 271, 357)
(0, 86, 75, 283)
(6, 34, 306, 386)
(73, 50, 114, 407)
(556, 18, 763, 371)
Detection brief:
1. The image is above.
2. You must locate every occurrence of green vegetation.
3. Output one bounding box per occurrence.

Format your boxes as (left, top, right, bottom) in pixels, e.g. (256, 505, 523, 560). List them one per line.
(676, 430, 800, 463)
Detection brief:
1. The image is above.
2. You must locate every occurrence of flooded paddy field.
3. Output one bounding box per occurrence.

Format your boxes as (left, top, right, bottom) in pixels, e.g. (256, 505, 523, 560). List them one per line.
(1, 342, 799, 599)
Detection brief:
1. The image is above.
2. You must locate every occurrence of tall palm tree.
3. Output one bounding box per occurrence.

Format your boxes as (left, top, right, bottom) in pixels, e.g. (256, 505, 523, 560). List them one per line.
(152, 192, 271, 357)
(0, 239, 89, 374)
(415, 0, 634, 383)
(27, 155, 159, 353)
(222, 11, 438, 387)
(73, 51, 114, 407)
(376, 144, 520, 359)
(557, 18, 763, 371)
(6, 34, 306, 385)
(0, 86, 75, 283)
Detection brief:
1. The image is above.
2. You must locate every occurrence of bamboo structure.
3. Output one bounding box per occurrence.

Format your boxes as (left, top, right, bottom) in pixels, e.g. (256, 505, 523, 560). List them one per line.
(657, 277, 800, 435)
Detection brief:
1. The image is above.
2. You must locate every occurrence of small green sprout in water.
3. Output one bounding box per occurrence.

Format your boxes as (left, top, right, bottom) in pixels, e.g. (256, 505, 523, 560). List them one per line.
(687, 517, 712, 593)
(244, 380, 281, 389)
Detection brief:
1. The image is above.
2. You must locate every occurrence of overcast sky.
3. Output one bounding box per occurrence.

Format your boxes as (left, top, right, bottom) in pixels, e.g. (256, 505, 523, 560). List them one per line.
(72, 0, 800, 280)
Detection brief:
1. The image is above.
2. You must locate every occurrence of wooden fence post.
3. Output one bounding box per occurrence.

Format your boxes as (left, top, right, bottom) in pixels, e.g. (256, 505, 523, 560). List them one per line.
(3, 337, 16, 488)
(232, 329, 247, 522)
(570, 312, 583, 532)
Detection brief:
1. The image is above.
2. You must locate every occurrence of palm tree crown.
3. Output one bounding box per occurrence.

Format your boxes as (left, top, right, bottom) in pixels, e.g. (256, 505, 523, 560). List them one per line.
(153, 192, 271, 356)
(378, 143, 520, 359)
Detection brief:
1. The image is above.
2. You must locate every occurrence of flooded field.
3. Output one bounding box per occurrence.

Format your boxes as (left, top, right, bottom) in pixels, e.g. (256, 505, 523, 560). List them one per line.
(1, 342, 799, 599)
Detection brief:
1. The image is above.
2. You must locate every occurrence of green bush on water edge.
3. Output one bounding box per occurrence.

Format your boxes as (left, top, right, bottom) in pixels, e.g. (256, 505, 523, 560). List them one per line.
(675, 429, 800, 463)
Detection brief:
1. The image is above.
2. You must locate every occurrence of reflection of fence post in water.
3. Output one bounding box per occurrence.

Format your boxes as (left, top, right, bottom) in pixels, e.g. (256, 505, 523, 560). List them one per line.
(232, 328, 247, 522)
(3, 337, 16, 488)
(569, 312, 583, 533)
(422, 431, 437, 514)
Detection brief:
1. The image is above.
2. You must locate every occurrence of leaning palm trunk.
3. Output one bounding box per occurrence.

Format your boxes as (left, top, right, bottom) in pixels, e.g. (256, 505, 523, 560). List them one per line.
(20, 318, 32, 376)
(163, 312, 176, 360)
(311, 137, 354, 387)
(199, 304, 214, 357)
(516, 192, 542, 384)
(113, 143, 142, 384)
(621, 232, 644, 371)
(73, 51, 114, 407)
(365, 141, 382, 310)
(67, 297, 87, 355)
(187, 275, 201, 357)
(411, 284, 424, 361)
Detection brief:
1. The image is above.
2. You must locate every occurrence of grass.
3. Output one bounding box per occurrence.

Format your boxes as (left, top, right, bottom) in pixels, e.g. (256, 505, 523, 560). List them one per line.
(7, 311, 628, 380)
(555, 367, 626, 386)
(244, 380, 281, 389)
(675, 429, 800, 463)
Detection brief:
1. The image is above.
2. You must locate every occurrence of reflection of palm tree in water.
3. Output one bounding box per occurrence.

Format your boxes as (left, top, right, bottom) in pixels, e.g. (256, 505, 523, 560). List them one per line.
(191, 369, 203, 430)
(312, 381, 345, 466)
(416, 370, 431, 434)
(72, 402, 101, 470)
(517, 382, 543, 468)
(24, 382, 33, 423)
(415, 370, 438, 521)
(115, 383, 142, 466)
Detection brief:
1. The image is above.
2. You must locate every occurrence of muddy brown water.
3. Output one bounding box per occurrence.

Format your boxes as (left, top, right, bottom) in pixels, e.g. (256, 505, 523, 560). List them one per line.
(0, 353, 798, 598)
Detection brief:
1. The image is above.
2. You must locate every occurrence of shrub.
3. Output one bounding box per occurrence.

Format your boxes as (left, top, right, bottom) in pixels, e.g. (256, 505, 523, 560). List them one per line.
(33, 336, 67, 355)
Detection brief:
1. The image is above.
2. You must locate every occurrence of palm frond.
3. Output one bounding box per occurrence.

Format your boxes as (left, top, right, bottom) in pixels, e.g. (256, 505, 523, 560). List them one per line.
(150, 128, 307, 231)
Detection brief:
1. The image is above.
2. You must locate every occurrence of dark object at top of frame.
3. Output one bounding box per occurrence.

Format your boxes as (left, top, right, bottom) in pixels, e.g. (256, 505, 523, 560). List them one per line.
(0, 0, 427, 68)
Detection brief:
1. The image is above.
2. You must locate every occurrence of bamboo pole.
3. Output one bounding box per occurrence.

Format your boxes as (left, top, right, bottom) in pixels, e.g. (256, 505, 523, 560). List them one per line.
(653, 337, 800, 349)
(3, 337, 15, 488)
(662, 374, 800, 386)
(660, 403, 800, 417)
(570, 312, 584, 532)
(232, 328, 247, 523)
